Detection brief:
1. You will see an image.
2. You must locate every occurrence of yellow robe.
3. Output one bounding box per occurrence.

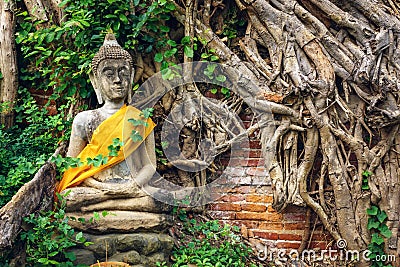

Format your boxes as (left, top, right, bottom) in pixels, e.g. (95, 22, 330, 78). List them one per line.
(56, 105, 155, 193)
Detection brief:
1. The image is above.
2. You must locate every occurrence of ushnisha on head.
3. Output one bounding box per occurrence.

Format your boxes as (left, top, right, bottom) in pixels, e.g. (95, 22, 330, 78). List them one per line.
(90, 33, 135, 104)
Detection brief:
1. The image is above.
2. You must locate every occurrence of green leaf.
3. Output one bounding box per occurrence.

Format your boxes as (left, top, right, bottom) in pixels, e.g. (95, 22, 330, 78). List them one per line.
(378, 224, 392, 238)
(362, 170, 372, 177)
(184, 46, 194, 58)
(154, 53, 164, 63)
(130, 130, 143, 142)
(221, 87, 230, 96)
(64, 251, 76, 261)
(210, 88, 218, 94)
(367, 205, 378, 216)
(181, 36, 191, 45)
(377, 210, 388, 223)
(128, 118, 148, 127)
(76, 232, 83, 241)
(160, 25, 170, 33)
(79, 20, 90, 27)
(0, 72, 3, 79)
(119, 14, 128, 24)
(166, 2, 176, 10)
(164, 48, 177, 58)
(45, 32, 55, 43)
(167, 40, 177, 47)
(210, 55, 219, 61)
(362, 184, 370, 190)
(367, 218, 380, 230)
(371, 233, 384, 245)
(215, 74, 226, 82)
(141, 108, 154, 118)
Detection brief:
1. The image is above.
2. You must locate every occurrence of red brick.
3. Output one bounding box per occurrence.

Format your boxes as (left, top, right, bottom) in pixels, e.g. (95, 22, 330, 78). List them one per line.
(246, 167, 268, 176)
(310, 233, 332, 242)
(241, 203, 267, 212)
(276, 241, 301, 249)
(284, 222, 306, 230)
(231, 220, 259, 229)
(243, 140, 261, 149)
(243, 159, 264, 167)
(284, 206, 307, 213)
(207, 211, 236, 220)
(236, 212, 282, 221)
(227, 186, 256, 194)
(252, 231, 279, 240)
(259, 222, 284, 230)
(246, 195, 273, 203)
(217, 194, 245, 202)
(267, 205, 276, 212)
(278, 233, 303, 241)
(309, 241, 329, 250)
(210, 203, 241, 211)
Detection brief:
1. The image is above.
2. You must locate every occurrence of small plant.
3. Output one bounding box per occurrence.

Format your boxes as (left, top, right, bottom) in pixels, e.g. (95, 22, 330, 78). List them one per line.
(362, 170, 372, 190)
(20, 192, 92, 266)
(165, 204, 257, 267)
(366, 205, 393, 267)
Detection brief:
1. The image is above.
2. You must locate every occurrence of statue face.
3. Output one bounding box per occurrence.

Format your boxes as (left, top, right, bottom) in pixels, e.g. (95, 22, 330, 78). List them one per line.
(96, 59, 132, 102)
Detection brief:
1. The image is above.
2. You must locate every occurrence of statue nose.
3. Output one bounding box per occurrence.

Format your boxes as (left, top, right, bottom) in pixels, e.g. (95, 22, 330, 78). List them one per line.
(113, 73, 122, 83)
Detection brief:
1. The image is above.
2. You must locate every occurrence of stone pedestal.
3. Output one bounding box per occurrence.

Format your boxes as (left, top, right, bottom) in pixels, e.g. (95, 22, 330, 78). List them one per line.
(66, 210, 174, 266)
(70, 232, 174, 266)
(67, 211, 172, 233)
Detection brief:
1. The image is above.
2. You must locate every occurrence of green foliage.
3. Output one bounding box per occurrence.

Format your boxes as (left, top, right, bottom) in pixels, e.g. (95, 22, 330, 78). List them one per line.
(107, 138, 123, 157)
(21, 192, 92, 266)
(366, 205, 393, 267)
(141, 107, 154, 118)
(362, 170, 372, 190)
(130, 130, 144, 142)
(165, 207, 255, 267)
(219, 7, 246, 40)
(0, 90, 72, 207)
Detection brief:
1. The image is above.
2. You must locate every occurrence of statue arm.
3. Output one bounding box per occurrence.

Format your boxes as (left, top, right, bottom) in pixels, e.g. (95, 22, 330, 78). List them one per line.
(135, 131, 157, 186)
(67, 112, 88, 157)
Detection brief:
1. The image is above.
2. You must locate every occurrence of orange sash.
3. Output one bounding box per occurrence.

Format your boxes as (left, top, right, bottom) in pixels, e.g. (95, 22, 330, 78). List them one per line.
(56, 105, 155, 193)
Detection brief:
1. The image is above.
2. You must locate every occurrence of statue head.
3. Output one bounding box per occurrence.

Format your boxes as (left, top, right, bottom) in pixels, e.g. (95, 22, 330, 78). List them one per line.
(90, 34, 134, 104)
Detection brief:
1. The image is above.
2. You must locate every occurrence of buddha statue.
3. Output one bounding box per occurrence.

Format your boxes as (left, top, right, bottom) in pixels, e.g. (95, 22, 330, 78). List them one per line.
(56, 34, 171, 233)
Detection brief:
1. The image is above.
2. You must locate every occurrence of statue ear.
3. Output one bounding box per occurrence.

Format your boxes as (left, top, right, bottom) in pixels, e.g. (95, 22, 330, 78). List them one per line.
(89, 71, 103, 105)
(128, 68, 135, 104)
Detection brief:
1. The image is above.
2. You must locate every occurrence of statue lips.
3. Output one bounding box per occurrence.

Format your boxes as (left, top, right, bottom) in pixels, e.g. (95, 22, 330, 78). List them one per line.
(112, 86, 127, 97)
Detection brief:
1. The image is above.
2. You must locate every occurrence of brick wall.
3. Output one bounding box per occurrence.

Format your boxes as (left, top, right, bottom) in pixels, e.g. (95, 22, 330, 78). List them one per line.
(206, 112, 332, 253)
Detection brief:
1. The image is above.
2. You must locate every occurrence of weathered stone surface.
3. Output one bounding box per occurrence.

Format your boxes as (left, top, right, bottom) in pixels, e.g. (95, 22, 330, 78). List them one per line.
(115, 234, 145, 252)
(147, 252, 167, 265)
(78, 196, 169, 213)
(158, 234, 175, 252)
(74, 232, 174, 265)
(85, 235, 117, 257)
(139, 234, 160, 255)
(70, 248, 96, 265)
(108, 250, 142, 265)
(67, 211, 173, 233)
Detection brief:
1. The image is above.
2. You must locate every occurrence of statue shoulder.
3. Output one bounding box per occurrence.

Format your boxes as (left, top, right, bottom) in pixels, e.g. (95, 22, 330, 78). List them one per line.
(72, 109, 103, 142)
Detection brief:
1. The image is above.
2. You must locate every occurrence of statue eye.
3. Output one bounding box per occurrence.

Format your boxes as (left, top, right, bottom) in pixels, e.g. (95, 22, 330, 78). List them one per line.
(119, 68, 129, 77)
(103, 70, 114, 78)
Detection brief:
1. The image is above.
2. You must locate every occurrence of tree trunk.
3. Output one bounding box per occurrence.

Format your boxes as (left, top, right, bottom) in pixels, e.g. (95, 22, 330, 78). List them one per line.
(0, 0, 18, 128)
